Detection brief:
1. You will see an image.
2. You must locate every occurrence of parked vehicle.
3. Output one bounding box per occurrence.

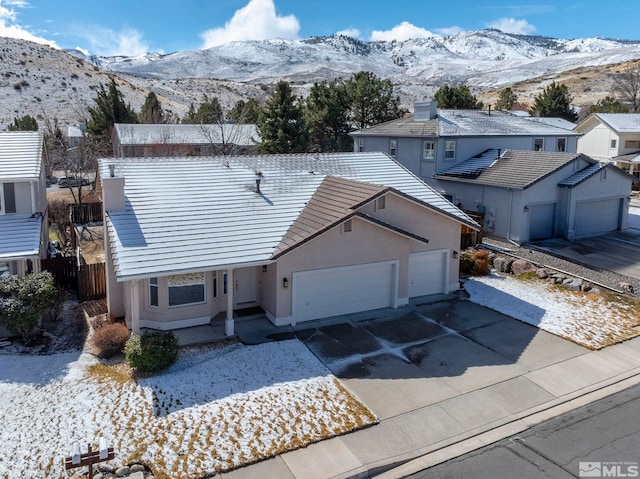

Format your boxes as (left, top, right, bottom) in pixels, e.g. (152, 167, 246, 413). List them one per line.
(46, 176, 58, 186)
(58, 176, 91, 188)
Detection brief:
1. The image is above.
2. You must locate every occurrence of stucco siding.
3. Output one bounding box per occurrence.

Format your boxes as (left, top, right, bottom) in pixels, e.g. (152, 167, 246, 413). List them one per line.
(577, 123, 618, 161)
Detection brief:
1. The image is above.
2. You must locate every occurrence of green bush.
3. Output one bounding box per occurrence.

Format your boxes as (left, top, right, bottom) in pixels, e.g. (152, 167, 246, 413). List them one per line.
(125, 330, 179, 373)
(93, 322, 130, 359)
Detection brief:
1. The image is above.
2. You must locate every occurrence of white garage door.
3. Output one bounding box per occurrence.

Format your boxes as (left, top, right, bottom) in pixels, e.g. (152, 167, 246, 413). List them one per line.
(575, 198, 621, 238)
(408, 251, 446, 298)
(293, 262, 394, 322)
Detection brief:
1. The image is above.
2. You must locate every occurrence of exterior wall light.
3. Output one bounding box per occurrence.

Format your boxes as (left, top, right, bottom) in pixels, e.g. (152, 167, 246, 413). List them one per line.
(282, 277, 289, 288)
(523, 205, 529, 212)
(452, 251, 459, 259)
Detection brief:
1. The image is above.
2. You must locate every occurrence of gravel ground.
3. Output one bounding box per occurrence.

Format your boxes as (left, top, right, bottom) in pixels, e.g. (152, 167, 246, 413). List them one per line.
(481, 236, 640, 297)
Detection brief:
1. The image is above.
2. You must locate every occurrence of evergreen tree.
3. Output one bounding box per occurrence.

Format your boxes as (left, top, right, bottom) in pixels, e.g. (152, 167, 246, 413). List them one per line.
(228, 99, 262, 123)
(305, 80, 352, 152)
(345, 71, 405, 129)
(195, 95, 223, 124)
(258, 80, 308, 154)
(588, 96, 629, 114)
(139, 91, 165, 123)
(433, 85, 483, 109)
(86, 78, 138, 139)
(529, 82, 578, 122)
(8, 114, 38, 131)
(182, 103, 198, 124)
(495, 87, 518, 111)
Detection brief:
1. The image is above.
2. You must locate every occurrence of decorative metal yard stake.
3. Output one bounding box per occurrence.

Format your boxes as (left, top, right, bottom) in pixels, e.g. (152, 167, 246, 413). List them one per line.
(64, 438, 114, 479)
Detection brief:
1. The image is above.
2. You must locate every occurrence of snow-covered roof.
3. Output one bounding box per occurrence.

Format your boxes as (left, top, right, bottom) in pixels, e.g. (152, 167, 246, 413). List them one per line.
(351, 109, 580, 138)
(100, 152, 477, 281)
(0, 214, 42, 260)
(592, 114, 640, 133)
(435, 150, 587, 189)
(114, 123, 260, 146)
(0, 132, 43, 180)
(526, 117, 577, 131)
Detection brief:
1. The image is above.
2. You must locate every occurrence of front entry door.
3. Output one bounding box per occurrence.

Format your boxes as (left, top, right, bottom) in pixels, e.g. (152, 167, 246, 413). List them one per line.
(234, 267, 258, 305)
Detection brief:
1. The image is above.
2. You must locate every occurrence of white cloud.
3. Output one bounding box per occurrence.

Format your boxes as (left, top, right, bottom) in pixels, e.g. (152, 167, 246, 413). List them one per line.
(70, 26, 152, 56)
(487, 17, 536, 35)
(370, 21, 439, 42)
(0, 0, 58, 47)
(436, 26, 463, 36)
(200, 0, 300, 48)
(73, 46, 89, 56)
(336, 28, 361, 39)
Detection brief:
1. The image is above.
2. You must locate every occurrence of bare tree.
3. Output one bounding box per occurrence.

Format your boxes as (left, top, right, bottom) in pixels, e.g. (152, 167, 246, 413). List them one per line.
(613, 61, 640, 113)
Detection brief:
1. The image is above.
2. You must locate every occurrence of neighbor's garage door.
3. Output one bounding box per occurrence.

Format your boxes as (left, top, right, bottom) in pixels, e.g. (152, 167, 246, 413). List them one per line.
(408, 251, 446, 298)
(529, 203, 556, 240)
(293, 262, 394, 322)
(574, 198, 621, 238)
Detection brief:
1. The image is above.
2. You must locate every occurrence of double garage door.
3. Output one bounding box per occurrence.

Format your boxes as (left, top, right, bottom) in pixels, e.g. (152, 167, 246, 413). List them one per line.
(292, 252, 447, 322)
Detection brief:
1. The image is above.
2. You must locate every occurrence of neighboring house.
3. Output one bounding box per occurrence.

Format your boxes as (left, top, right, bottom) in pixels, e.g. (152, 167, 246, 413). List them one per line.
(0, 132, 48, 278)
(112, 123, 260, 157)
(67, 125, 85, 149)
(350, 101, 580, 185)
(99, 152, 478, 335)
(575, 113, 640, 175)
(433, 149, 633, 241)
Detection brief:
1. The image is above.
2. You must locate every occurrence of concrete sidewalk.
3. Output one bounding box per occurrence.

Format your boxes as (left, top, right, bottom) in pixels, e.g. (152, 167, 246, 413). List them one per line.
(220, 310, 640, 479)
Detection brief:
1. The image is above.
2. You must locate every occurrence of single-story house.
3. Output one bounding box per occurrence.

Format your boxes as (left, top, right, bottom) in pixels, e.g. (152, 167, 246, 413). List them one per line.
(99, 152, 478, 335)
(433, 149, 634, 241)
(0, 132, 48, 278)
(112, 123, 260, 157)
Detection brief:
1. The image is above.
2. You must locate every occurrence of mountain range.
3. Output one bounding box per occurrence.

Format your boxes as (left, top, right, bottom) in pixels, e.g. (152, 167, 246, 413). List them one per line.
(1, 29, 639, 130)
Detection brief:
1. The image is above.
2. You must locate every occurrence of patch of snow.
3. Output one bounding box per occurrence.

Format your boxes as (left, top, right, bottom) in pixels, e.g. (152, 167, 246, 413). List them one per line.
(464, 273, 639, 349)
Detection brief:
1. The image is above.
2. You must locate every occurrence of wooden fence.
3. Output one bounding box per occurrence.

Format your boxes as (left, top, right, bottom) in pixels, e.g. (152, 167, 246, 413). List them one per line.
(70, 202, 103, 224)
(41, 257, 106, 302)
(461, 210, 485, 249)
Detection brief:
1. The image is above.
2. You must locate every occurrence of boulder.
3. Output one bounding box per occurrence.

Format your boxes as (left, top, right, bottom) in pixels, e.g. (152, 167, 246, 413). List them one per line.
(116, 466, 131, 477)
(581, 282, 592, 292)
(493, 256, 514, 273)
(618, 282, 635, 294)
(131, 464, 146, 473)
(562, 278, 583, 291)
(511, 259, 536, 275)
(536, 268, 549, 279)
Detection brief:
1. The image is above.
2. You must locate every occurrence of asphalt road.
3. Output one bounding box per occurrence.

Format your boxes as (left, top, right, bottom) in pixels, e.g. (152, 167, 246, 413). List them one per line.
(407, 383, 640, 479)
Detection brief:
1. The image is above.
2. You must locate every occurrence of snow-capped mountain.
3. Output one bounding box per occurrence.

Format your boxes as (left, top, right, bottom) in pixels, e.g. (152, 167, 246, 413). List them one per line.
(70, 30, 640, 89)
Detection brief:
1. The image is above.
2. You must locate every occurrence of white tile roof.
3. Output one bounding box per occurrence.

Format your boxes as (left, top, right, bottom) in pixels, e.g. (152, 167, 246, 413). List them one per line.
(100, 152, 476, 281)
(0, 214, 42, 260)
(114, 123, 260, 146)
(0, 132, 43, 180)
(594, 114, 640, 133)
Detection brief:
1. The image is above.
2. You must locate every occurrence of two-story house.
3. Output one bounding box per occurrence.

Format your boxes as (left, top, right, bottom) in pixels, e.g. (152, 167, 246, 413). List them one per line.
(112, 123, 260, 158)
(350, 101, 580, 186)
(575, 113, 640, 176)
(0, 132, 48, 278)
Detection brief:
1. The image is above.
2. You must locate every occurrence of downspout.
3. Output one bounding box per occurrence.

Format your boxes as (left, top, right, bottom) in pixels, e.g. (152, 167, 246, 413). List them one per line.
(30, 180, 36, 214)
(506, 188, 514, 243)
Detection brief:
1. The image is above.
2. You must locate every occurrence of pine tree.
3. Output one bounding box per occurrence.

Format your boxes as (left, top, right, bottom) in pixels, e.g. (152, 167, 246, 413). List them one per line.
(495, 87, 518, 111)
(305, 79, 352, 152)
(529, 82, 578, 122)
(182, 103, 198, 124)
(588, 96, 629, 114)
(228, 99, 262, 123)
(139, 91, 166, 123)
(195, 95, 223, 124)
(8, 114, 38, 131)
(258, 80, 308, 154)
(86, 78, 138, 139)
(433, 85, 483, 109)
(346, 71, 406, 129)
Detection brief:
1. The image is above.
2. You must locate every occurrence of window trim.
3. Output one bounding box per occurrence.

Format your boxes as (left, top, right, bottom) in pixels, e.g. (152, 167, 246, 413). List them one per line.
(423, 140, 435, 160)
(168, 272, 206, 308)
(444, 140, 456, 161)
(533, 138, 544, 151)
(610, 139, 618, 149)
(149, 277, 159, 308)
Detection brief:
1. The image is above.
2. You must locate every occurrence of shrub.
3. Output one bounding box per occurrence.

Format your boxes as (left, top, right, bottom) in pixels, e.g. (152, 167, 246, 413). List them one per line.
(93, 322, 130, 359)
(459, 249, 491, 276)
(125, 330, 179, 373)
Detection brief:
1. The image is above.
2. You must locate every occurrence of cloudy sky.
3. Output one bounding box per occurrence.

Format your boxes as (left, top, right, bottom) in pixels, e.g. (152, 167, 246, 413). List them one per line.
(0, 0, 637, 56)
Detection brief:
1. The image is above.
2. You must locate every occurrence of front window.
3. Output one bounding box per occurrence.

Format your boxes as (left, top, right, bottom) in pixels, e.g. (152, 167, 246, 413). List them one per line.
(149, 277, 159, 307)
(611, 139, 617, 149)
(624, 140, 640, 149)
(0, 183, 16, 214)
(533, 138, 544, 151)
(444, 140, 456, 160)
(389, 139, 397, 157)
(168, 272, 205, 307)
(557, 138, 566, 152)
(423, 141, 435, 160)
(358, 138, 364, 152)
(377, 196, 386, 210)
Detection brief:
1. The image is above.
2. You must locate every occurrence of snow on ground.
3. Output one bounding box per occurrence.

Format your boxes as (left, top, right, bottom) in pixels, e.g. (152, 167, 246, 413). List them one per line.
(465, 273, 640, 349)
(0, 340, 376, 479)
